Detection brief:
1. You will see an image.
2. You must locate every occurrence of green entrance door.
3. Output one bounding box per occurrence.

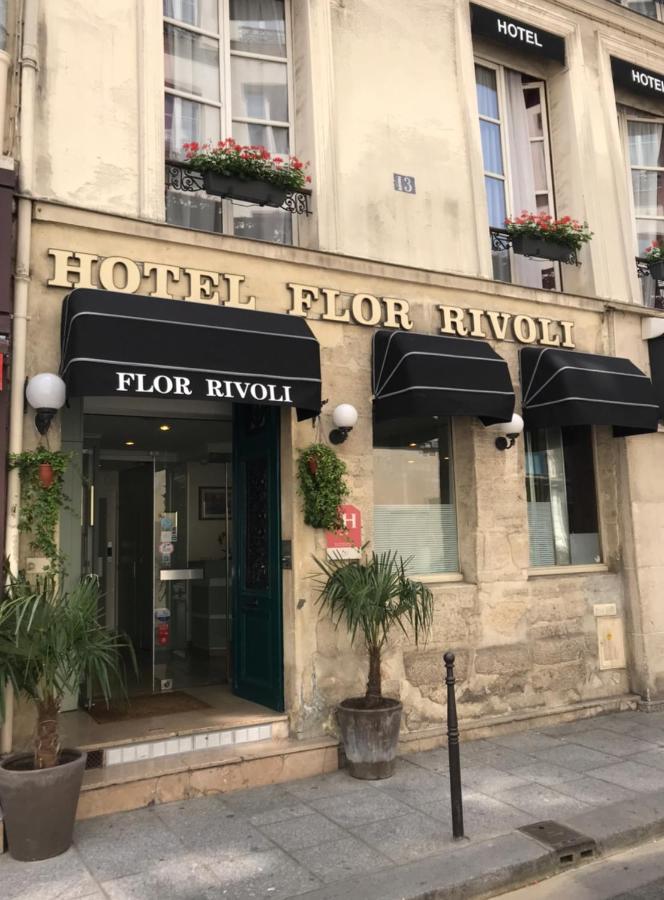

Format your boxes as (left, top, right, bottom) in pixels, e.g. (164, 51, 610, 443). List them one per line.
(232, 405, 284, 711)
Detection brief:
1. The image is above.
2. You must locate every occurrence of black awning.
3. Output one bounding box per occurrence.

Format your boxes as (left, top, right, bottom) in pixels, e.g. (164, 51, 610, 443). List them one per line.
(372, 330, 515, 424)
(60, 288, 321, 419)
(647, 335, 664, 420)
(521, 346, 659, 437)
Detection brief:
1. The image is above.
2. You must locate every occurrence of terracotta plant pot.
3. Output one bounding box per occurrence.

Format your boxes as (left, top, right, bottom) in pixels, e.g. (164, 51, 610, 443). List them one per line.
(336, 698, 402, 780)
(38, 462, 54, 488)
(0, 749, 87, 860)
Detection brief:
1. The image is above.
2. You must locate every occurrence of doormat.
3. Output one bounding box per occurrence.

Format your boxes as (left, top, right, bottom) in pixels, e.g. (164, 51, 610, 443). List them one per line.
(86, 691, 211, 724)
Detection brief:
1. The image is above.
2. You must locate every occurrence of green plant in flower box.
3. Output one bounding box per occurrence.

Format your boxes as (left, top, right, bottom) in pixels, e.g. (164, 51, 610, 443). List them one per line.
(645, 240, 664, 263)
(505, 212, 593, 251)
(183, 138, 311, 191)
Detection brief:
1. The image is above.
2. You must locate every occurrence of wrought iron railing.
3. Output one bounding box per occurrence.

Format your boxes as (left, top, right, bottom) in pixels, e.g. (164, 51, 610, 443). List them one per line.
(165, 161, 313, 216)
(489, 227, 512, 254)
(636, 256, 664, 308)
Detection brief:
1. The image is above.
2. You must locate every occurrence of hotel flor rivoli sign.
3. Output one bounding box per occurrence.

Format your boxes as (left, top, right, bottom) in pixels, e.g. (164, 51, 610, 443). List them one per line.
(48, 248, 575, 349)
(470, 3, 565, 64)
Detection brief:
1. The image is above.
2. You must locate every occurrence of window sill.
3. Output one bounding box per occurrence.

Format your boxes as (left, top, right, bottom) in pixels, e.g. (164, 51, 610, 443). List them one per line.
(416, 572, 465, 585)
(528, 563, 609, 578)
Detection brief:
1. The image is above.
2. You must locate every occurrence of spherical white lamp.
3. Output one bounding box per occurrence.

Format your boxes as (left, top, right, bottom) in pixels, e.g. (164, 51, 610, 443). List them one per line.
(485, 413, 524, 451)
(25, 373, 67, 435)
(330, 403, 358, 444)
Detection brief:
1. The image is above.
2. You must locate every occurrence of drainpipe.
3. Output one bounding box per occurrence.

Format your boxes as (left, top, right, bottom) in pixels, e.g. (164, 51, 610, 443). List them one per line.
(1, 0, 39, 756)
(0, 0, 9, 153)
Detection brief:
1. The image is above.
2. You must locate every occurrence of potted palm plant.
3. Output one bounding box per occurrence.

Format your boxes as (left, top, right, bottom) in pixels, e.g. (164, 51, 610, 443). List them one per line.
(0, 573, 133, 861)
(505, 212, 593, 264)
(314, 550, 433, 779)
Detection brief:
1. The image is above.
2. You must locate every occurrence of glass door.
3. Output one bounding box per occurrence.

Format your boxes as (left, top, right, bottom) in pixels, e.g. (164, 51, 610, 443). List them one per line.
(152, 453, 232, 693)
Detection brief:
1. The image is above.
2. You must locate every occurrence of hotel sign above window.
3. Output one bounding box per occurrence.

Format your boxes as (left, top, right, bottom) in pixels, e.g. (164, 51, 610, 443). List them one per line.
(470, 4, 566, 65)
(611, 57, 664, 100)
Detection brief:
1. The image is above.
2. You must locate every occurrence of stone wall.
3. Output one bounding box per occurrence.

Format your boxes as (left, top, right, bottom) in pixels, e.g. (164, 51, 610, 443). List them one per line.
(12, 207, 650, 748)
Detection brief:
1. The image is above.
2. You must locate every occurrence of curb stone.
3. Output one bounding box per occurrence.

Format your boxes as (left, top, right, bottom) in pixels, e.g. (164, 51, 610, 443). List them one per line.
(296, 788, 664, 900)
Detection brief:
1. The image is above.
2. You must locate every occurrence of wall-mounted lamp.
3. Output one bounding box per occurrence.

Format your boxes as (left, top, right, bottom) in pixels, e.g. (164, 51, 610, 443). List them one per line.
(329, 403, 358, 445)
(25, 372, 67, 435)
(485, 413, 524, 451)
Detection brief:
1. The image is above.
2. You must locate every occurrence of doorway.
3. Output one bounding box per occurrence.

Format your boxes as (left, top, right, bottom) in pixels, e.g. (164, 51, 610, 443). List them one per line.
(80, 399, 283, 711)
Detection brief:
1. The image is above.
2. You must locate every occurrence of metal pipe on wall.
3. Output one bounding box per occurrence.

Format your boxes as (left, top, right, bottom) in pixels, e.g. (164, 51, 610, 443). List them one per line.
(0, 0, 9, 153)
(1, 0, 39, 756)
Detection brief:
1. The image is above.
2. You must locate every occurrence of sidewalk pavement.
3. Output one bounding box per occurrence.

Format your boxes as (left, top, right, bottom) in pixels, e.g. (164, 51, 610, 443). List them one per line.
(7, 709, 664, 899)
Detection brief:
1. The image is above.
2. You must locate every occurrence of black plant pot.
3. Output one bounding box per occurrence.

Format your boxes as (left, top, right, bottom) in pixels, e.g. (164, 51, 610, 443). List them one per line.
(0, 749, 86, 860)
(649, 260, 664, 283)
(202, 171, 290, 208)
(336, 698, 402, 780)
(511, 233, 576, 264)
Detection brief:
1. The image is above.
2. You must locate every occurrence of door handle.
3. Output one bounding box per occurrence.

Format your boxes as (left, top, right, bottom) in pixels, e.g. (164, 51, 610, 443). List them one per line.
(244, 598, 259, 609)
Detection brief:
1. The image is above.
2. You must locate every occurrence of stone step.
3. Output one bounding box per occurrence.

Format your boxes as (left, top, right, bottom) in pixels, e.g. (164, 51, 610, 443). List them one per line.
(77, 735, 340, 819)
(81, 716, 289, 769)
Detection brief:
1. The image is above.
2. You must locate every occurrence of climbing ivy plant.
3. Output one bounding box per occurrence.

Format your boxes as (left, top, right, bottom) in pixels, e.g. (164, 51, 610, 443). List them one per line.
(297, 443, 349, 531)
(9, 447, 72, 571)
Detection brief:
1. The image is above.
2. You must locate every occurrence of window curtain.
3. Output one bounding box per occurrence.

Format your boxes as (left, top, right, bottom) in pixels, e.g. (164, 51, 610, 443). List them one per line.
(505, 71, 552, 289)
(230, 0, 286, 57)
(628, 120, 663, 167)
(165, 0, 199, 27)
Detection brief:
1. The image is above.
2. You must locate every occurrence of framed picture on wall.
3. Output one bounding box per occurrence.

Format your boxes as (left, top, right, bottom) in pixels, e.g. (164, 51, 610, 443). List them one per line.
(199, 486, 230, 520)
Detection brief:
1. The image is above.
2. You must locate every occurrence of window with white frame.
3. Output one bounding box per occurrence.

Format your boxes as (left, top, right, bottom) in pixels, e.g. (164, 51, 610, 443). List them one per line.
(525, 425, 601, 567)
(617, 0, 664, 21)
(627, 117, 664, 255)
(623, 114, 664, 305)
(163, 0, 293, 243)
(373, 416, 459, 576)
(475, 61, 559, 291)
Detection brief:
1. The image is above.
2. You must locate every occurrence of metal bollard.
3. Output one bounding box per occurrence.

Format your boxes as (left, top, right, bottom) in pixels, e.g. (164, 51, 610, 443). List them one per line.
(444, 651, 464, 839)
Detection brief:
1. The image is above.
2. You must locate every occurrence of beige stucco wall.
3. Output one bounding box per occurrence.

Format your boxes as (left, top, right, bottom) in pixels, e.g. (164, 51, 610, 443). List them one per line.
(8, 0, 664, 746)
(26, 1, 664, 302)
(12, 203, 664, 744)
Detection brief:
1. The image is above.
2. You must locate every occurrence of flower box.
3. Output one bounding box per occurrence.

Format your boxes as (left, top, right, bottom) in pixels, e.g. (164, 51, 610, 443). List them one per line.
(203, 171, 290, 208)
(511, 233, 576, 264)
(649, 259, 664, 283)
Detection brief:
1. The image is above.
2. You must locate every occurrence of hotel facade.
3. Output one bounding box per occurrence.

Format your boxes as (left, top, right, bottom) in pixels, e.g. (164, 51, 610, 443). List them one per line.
(2, 0, 664, 813)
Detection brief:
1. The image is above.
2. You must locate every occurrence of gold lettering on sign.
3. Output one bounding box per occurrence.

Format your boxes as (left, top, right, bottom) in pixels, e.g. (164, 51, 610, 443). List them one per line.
(439, 306, 468, 336)
(144, 262, 181, 299)
(467, 308, 487, 338)
(288, 283, 319, 317)
(222, 273, 255, 309)
(321, 288, 350, 323)
(560, 321, 575, 348)
(98, 256, 142, 294)
(485, 310, 512, 341)
(537, 317, 561, 347)
(351, 293, 382, 327)
(184, 269, 220, 305)
(437, 304, 576, 348)
(47, 249, 98, 289)
(512, 315, 538, 344)
(383, 298, 413, 330)
(46, 248, 577, 349)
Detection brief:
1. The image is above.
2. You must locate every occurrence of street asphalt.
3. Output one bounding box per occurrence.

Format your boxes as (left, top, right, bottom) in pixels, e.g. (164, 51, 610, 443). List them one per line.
(498, 836, 664, 899)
